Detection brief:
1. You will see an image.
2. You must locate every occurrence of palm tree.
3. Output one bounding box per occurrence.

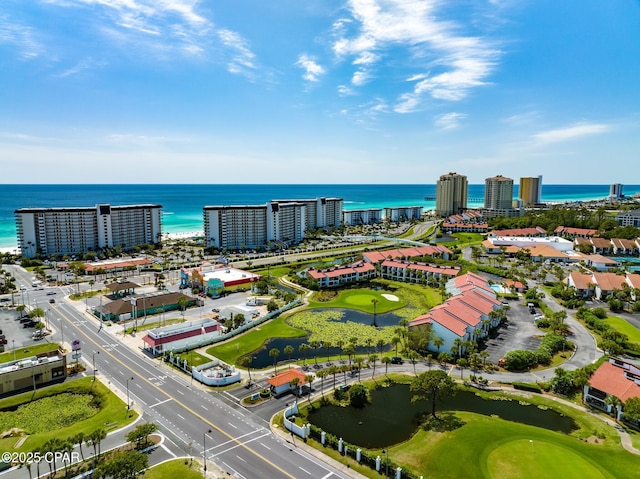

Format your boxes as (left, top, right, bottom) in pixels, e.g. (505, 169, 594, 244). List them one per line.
(284, 345, 295, 368)
(457, 358, 468, 379)
(382, 356, 391, 376)
(336, 339, 345, 360)
(353, 357, 365, 382)
(324, 340, 332, 364)
(376, 338, 385, 354)
(433, 335, 444, 353)
(73, 432, 86, 462)
(391, 336, 401, 356)
(269, 348, 280, 375)
(239, 356, 253, 384)
(327, 365, 338, 390)
(316, 369, 328, 397)
(605, 395, 623, 422)
(343, 344, 355, 368)
(305, 374, 315, 402)
(299, 343, 309, 366)
(309, 340, 320, 365)
(408, 349, 419, 375)
(369, 354, 378, 378)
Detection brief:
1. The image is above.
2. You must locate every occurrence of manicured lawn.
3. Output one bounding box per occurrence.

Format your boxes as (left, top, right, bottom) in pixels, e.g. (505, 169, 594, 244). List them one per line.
(486, 439, 606, 479)
(298, 375, 635, 479)
(451, 232, 484, 246)
(205, 316, 306, 365)
(125, 318, 185, 334)
(606, 315, 640, 344)
(144, 458, 203, 479)
(0, 377, 137, 453)
(308, 288, 407, 314)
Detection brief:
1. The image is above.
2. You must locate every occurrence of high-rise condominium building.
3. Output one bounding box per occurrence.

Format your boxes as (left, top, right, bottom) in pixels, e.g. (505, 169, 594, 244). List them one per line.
(609, 184, 624, 199)
(484, 175, 514, 210)
(203, 197, 343, 250)
(519, 175, 543, 206)
(436, 172, 468, 217)
(15, 204, 162, 258)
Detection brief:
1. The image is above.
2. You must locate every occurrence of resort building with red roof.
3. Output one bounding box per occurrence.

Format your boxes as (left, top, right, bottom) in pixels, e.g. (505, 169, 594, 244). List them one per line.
(409, 273, 503, 355)
(584, 358, 640, 422)
(305, 261, 376, 288)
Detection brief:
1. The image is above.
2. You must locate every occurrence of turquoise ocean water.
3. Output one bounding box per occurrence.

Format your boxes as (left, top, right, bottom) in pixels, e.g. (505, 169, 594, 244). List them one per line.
(1, 184, 639, 250)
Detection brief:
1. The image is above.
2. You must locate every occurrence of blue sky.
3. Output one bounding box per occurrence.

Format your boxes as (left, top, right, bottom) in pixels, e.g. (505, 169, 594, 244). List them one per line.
(1, 0, 639, 184)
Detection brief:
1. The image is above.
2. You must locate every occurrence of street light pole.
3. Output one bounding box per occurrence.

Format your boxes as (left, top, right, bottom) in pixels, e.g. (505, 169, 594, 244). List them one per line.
(126, 376, 134, 410)
(92, 351, 100, 381)
(203, 429, 212, 478)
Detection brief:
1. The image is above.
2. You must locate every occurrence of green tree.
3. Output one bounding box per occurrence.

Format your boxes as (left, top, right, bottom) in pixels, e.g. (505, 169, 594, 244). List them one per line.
(269, 348, 280, 375)
(93, 450, 148, 479)
(284, 344, 295, 368)
(410, 370, 456, 419)
(623, 397, 640, 423)
(369, 354, 378, 378)
(177, 296, 189, 318)
(88, 428, 107, 465)
(126, 423, 158, 449)
(349, 383, 370, 408)
(298, 343, 309, 366)
(382, 356, 391, 376)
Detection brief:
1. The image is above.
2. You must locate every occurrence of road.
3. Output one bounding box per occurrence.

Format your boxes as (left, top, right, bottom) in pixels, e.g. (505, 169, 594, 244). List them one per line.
(2, 266, 354, 479)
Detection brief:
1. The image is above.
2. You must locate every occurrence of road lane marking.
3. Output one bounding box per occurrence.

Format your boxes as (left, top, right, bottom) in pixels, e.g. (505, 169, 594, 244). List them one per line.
(201, 405, 208, 410)
(299, 467, 311, 475)
(227, 422, 237, 429)
(55, 309, 296, 479)
(177, 414, 185, 421)
(150, 398, 172, 408)
(321, 474, 333, 479)
(261, 443, 271, 450)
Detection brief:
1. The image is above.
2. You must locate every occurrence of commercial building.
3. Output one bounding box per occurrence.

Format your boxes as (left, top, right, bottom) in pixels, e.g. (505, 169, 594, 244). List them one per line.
(0, 349, 67, 396)
(519, 175, 543, 206)
(15, 204, 162, 258)
(203, 197, 343, 250)
(141, 318, 225, 356)
(306, 261, 376, 288)
(484, 175, 514, 210)
(180, 262, 261, 294)
(436, 172, 468, 217)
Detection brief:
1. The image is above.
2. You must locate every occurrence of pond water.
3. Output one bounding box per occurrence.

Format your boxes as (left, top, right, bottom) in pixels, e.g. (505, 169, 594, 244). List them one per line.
(307, 384, 576, 448)
(246, 308, 402, 369)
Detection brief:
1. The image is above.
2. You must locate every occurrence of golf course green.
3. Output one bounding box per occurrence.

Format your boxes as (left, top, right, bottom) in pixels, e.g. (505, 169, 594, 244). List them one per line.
(486, 439, 606, 479)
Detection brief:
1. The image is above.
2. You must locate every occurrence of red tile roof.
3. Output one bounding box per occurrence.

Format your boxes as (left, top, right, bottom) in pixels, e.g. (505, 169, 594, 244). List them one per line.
(363, 245, 451, 263)
(568, 272, 593, 290)
(589, 361, 640, 402)
(266, 369, 309, 388)
(592, 272, 627, 291)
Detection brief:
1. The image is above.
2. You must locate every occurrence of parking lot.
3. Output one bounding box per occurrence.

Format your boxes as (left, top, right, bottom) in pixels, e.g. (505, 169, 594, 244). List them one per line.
(482, 299, 542, 364)
(0, 306, 50, 352)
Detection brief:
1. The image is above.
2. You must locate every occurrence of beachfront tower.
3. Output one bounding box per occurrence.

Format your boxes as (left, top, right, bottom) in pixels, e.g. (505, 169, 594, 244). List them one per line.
(609, 183, 624, 200)
(15, 204, 162, 259)
(484, 175, 514, 210)
(436, 172, 468, 217)
(519, 175, 543, 206)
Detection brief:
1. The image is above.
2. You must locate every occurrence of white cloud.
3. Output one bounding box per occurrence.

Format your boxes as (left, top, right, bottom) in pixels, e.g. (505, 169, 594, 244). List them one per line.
(532, 123, 610, 144)
(434, 112, 467, 130)
(333, 0, 502, 110)
(296, 54, 325, 82)
(352, 70, 370, 86)
(338, 84, 355, 96)
(0, 14, 42, 59)
(217, 29, 256, 76)
(55, 57, 107, 78)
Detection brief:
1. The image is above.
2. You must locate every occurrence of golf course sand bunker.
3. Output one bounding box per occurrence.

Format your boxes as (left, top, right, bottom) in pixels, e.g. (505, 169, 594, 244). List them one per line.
(381, 294, 399, 302)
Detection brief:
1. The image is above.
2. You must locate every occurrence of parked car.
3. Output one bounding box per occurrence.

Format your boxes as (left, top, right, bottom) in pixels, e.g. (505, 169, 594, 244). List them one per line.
(46, 291, 57, 295)
(49, 298, 55, 303)
(390, 356, 404, 364)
